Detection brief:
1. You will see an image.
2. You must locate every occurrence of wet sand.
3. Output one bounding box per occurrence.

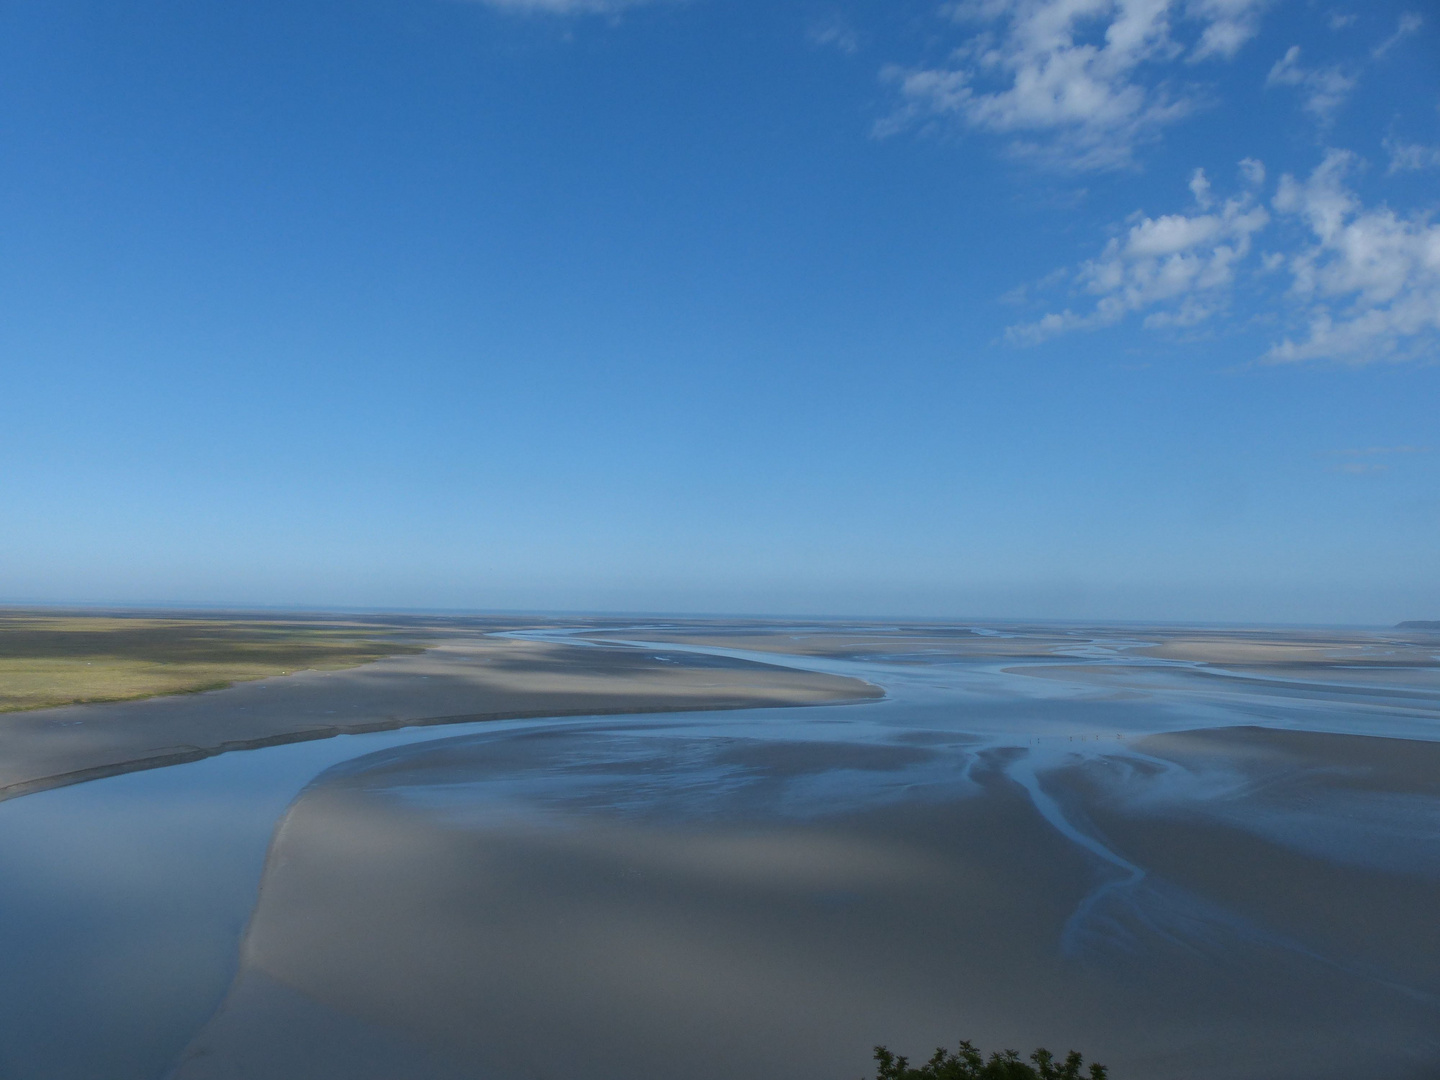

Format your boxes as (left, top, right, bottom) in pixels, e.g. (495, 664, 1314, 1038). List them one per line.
(1064, 726, 1440, 986)
(173, 719, 1440, 1080)
(0, 634, 880, 801)
(593, 621, 1440, 668)
(173, 735, 1103, 1080)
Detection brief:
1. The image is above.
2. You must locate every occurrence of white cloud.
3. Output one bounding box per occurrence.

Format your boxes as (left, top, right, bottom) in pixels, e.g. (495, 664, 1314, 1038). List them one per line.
(1384, 136, 1440, 174)
(1265, 45, 1358, 121)
(1372, 11, 1423, 59)
(1238, 156, 1265, 187)
(878, 0, 1270, 171)
(1265, 150, 1440, 364)
(1188, 166, 1213, 205)
(1264, 16, 1420, 124)
(1008, 151, 1440, 365)
(1187, 0, 1271, 60)
(1007, 162, 1269, 341)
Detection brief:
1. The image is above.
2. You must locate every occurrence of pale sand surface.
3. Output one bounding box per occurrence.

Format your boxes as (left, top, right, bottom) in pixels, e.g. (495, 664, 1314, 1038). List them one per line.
(1005, 661, 1440, 706)
(598, 626, 1083, 660)
(166, 970, 480, 1080)
(597, 623, 1440, 680)
(174, 742, 1106, 1080)
(175, 720, 1440, 1079)
(0, 635, 879, 801)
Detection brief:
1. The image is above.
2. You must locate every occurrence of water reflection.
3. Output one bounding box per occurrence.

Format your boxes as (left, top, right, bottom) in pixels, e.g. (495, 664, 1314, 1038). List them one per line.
(0, 717, 541, 1080)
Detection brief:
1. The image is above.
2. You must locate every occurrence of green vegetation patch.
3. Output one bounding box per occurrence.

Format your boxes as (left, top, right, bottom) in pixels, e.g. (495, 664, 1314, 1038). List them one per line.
(0, 611, 425, 713)
(868, 1040, 1107, 1080)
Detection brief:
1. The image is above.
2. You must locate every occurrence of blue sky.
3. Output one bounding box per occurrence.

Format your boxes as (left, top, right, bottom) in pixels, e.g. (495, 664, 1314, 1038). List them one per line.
(1, 0, 1436, 622)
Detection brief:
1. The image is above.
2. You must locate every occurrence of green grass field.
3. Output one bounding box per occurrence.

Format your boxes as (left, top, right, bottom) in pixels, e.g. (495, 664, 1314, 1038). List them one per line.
(0, 611, 425, 713)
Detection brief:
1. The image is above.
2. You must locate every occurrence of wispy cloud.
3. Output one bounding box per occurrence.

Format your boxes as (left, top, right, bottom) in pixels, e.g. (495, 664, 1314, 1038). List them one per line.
(1007, 151, 1440, 365)
(1265, 46, 1358, 122)
(1326, 446, 1431, 475)
(1384, 136, 1440, 174)
(1265, 149, 1440, 364)
(809, 14, 861, 55)
(1264, 14, 1422, 126)
(1007, 160, 1269, 342)
(1331, 445, 1431, 456)
(876, 0, 1271, 172)
(468, 0, 653, 13)
(1372, 11, 1423, 59)
(1187, 0, 1273, 61)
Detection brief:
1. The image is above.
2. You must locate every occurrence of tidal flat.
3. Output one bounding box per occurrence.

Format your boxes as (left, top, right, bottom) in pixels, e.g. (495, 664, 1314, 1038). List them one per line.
(1, 618, 1438, 1079)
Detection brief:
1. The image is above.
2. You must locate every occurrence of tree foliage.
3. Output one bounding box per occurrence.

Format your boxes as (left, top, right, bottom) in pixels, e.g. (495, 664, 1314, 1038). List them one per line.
(867, 1039, 1107, 1080)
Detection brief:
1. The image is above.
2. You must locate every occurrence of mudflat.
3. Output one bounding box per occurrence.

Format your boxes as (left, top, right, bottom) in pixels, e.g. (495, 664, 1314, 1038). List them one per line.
(173, 736, 1106, 1080)
(1066, 725, 1440, 989)
(174, 721, 1440, 1080)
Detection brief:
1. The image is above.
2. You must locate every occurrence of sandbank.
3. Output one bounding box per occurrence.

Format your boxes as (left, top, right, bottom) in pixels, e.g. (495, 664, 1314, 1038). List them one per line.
(0, 634, 880, 802)
(173, 721, 1440, 1080)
